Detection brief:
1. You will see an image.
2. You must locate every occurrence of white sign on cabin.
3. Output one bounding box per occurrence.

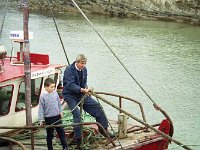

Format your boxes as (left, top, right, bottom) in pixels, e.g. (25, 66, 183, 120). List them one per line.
(31, 68, 55, 79)
(10, 31, 34, 40)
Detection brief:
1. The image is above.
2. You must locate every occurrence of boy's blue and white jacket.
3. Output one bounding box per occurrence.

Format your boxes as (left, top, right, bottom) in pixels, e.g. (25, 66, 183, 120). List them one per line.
(38, 90, 62, 122)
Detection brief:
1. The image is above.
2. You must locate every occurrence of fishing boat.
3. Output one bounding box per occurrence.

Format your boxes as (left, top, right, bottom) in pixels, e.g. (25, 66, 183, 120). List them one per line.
(0, 0, 192, 150)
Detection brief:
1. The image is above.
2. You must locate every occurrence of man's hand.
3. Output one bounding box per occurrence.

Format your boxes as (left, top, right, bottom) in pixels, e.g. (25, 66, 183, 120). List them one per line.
(80, 88, 91, 96)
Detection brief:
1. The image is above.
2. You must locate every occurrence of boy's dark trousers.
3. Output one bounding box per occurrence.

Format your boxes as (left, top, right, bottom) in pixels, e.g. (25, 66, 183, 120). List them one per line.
(45, 115, 68, 150)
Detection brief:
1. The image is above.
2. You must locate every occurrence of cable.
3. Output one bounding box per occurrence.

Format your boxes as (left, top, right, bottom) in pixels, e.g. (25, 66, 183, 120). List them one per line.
(70, 0, 157, 105)
(170, 145, 200, 149)
(46, 0, 70, 65)
(95, 97, 124, 150)
(0, 0, 9, 40)
(91, 91, 192, 150)
(70, 0, 177, 140)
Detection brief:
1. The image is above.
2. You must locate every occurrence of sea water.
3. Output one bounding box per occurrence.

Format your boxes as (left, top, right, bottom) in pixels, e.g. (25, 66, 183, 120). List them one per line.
(0, 4, 200, 150)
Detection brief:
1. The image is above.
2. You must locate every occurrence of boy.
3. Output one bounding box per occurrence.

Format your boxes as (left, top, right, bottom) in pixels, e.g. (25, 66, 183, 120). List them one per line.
(38, 78, 68, 150)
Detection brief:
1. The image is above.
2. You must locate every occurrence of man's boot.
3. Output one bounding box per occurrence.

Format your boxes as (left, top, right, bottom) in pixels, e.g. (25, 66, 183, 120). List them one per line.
(99, 128, 115, 139)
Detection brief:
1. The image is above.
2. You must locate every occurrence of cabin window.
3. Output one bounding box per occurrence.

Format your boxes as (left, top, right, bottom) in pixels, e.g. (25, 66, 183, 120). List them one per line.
(0, 85, 13, 116)
(15, 78, 42, 111)
(31, 78, 42, 107)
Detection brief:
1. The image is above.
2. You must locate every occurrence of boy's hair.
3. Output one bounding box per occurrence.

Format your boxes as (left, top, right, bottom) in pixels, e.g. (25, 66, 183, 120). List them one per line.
(76, 54, 87, 63)
(44, 78, 55, 87)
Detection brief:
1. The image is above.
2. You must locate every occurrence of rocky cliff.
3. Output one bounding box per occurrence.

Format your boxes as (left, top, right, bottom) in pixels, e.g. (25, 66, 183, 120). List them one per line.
(29, 0, 200, 25)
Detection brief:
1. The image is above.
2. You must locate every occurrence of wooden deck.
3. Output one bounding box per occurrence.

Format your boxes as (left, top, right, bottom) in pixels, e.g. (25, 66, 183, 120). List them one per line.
(0, 120, 162, 150)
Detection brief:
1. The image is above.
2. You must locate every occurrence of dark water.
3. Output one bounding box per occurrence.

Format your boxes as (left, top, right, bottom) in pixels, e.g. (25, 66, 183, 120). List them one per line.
(0, 4, 200, 150)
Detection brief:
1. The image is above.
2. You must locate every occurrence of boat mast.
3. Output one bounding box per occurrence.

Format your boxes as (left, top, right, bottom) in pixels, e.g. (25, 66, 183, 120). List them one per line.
(22, 0, 32, 126)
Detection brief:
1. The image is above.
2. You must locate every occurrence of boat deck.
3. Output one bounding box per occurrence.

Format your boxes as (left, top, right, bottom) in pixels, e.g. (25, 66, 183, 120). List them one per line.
(0, 120, 162, 150)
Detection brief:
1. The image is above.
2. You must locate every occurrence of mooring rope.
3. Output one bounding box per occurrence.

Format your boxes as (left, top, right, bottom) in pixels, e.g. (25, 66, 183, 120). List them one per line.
(0, 136, 26, 150)
(170, 145, 200, 149)
(95, 97, 124, 150)
(69, 0, 176, 143)
(48, 94, 87, 126)
(90, 91, 192, 150)
(70, 0, 162, 107)
(46, 0, 70, 65)
(0, 0, 9, 40)
(60, 1, 193, 149)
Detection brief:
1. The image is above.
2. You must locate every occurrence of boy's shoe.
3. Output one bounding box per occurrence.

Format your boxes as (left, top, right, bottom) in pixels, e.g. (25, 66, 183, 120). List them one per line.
(69, 138, 82, 149)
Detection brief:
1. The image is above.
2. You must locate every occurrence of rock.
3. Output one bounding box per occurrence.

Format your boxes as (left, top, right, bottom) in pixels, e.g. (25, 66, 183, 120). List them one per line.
(27, 0, 200, 25)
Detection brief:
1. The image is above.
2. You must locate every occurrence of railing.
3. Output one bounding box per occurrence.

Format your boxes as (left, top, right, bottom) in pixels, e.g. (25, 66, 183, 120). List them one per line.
(96, 92, 147, 123)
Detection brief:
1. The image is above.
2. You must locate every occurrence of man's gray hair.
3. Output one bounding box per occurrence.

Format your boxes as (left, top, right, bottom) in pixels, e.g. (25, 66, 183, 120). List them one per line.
(76, 54, 87, 62)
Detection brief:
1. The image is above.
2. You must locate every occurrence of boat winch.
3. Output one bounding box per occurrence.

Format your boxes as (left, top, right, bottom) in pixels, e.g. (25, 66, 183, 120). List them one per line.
(118, 113, 128, 138)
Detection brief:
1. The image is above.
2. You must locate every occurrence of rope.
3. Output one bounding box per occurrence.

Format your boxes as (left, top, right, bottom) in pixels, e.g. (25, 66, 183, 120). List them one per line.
(91, 91, 192, 150)
(95, 97, 124, 150)
(0, 136, 26, 150)
(70, 0, 162, 108)
(48, 94, 88, 126)
(0, 0, 8, 40)
(80, 94, 85, 148)
(170, 145, 200, 149)
(18, 96, 89, 149)
(46, 0, 70, 65)
(68, 2, 178, 146)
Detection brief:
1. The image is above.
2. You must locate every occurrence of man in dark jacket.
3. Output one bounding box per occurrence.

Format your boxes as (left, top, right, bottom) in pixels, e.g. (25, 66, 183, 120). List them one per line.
(62, 54, 114, 146)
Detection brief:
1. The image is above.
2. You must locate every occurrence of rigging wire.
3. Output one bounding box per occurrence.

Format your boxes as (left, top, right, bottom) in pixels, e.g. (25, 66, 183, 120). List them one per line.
(0, 0, 9, 41)
(91, 91, 192, 150)
(69, 1, 192, 150)
(95, 96, 124, 150)
(170, 145, 200, 150)
(46, 0, 70, 65)
(70, 0, 158, 105)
